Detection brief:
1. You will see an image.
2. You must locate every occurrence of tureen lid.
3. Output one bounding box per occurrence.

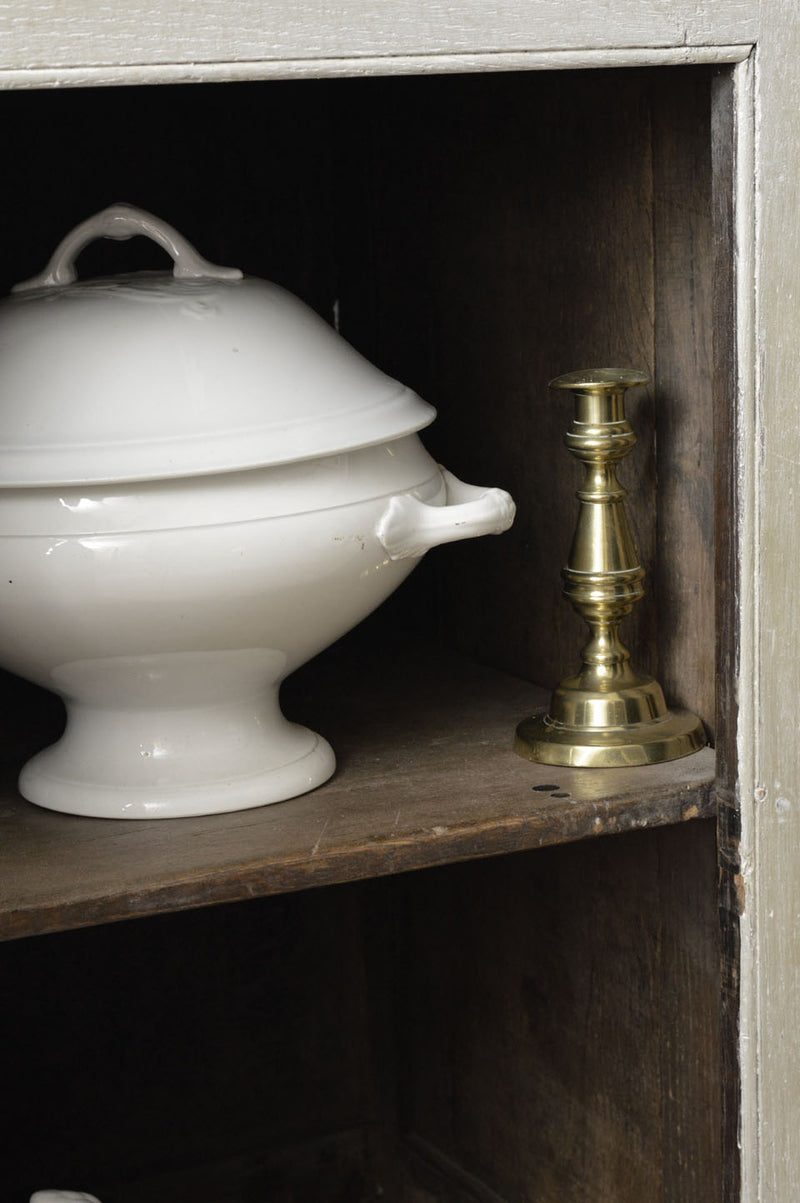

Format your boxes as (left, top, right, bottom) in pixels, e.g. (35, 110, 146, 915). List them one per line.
(0, 204, 436, 486)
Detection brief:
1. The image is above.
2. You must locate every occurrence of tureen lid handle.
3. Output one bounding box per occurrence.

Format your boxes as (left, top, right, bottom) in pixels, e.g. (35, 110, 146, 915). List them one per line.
(12, 203, 243, 293)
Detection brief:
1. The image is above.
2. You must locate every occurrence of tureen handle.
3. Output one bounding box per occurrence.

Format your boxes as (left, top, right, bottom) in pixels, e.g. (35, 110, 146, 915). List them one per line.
(377, 468, 515, 561)
(12, 203, 243, 293)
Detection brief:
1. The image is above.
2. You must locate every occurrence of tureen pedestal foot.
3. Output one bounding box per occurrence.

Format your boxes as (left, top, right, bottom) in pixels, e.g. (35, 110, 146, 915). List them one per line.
(19, 704, 335, 820)
(17, 651, 336, 819)
(19, 726, 335, 820)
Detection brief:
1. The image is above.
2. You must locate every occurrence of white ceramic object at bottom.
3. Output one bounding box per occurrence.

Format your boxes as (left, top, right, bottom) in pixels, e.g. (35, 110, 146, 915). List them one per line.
(0, 436, 514, 819)
(31, 1193, 102, 1203)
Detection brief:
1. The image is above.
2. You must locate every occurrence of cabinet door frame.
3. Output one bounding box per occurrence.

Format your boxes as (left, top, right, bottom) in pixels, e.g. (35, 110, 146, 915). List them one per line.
(740, 3, 800, 1200)
(0, 0, 759, 83)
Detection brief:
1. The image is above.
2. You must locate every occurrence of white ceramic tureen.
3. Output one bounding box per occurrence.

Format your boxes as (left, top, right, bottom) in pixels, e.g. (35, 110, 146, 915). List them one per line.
(0, 204, 515, 819)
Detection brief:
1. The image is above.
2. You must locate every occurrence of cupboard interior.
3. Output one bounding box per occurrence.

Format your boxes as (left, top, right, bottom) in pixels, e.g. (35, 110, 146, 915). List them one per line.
(0, 65, 724, 1200)
(6, 822, 720, 1203)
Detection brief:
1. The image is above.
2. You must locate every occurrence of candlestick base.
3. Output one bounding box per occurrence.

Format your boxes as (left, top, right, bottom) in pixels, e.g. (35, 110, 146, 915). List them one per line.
(515, 673, 706, 768)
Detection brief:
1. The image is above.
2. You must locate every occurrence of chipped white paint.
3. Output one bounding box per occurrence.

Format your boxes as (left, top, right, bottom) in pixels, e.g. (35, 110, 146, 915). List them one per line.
(0, 45, 753, 91)
(0, 0, 758, 76)
(727, 50, 761, 1203)
(745, 2, 800, 1199)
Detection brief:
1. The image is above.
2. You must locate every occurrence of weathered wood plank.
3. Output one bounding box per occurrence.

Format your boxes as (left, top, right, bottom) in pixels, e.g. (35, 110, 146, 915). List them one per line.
(652, 70, 716, 733)
(711, 64, 743, 1203)
(0, 635, 715, 941)
(396, 820, 721, 1201)
(338, 69, 662, 689)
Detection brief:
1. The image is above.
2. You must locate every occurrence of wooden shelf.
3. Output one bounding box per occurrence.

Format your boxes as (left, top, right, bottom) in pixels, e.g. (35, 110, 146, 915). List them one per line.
(0, 634, 715, 941)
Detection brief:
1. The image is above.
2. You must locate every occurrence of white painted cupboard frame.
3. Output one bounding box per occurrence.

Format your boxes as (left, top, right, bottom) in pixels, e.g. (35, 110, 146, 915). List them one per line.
(0, 1, 792, 1198)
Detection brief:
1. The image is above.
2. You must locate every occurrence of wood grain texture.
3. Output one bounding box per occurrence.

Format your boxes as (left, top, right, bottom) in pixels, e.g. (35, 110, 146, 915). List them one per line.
(1, 826, 721, 1202)
(651, 71, 716, 732)
(339, 68, 715, 731)
(395, 820, 721, 1202)
(711, 65, 742, 1203)
(0, 1, 757, 73)
(336, 69, 664, 689)
(0, 633, 715, 941)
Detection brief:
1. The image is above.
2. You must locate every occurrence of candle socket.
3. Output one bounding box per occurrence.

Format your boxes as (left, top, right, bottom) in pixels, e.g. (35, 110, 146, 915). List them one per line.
(515, 368, 706, 768)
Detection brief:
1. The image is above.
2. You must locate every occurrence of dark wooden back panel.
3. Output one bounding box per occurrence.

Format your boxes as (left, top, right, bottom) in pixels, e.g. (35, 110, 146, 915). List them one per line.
(395, 823, 722, 1202)
(333, 68, 715, 734)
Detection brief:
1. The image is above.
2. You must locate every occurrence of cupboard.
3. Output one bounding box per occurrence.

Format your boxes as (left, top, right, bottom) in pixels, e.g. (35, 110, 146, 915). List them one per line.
(0, 4, 791, 1199)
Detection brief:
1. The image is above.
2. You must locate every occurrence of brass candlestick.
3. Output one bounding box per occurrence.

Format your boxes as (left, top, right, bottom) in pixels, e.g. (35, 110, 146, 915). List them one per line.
(515, 368, 706, 768)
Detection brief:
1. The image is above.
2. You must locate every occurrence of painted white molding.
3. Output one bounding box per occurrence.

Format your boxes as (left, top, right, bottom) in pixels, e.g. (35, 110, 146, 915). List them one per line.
(0, 0, 758, 74)
(0, 44, 753, 91)
(747, 2, 800, 1198)
(729, 51, 759, 1203)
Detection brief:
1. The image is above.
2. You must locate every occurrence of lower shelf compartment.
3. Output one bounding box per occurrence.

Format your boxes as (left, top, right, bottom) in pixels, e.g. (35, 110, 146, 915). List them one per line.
(0, 633, 715, 940)
(4, 819, 722, 1202)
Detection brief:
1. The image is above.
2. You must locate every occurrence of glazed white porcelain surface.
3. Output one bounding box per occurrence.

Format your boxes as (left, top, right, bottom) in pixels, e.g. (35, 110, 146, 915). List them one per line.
(0, 205, 515, 819)
(3, 204, 435, 485)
